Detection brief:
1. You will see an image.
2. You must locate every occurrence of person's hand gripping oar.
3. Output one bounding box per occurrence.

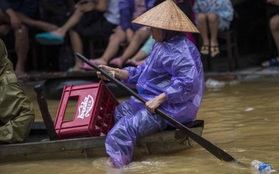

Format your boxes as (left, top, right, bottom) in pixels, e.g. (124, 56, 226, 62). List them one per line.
(96, 65, 127, 81)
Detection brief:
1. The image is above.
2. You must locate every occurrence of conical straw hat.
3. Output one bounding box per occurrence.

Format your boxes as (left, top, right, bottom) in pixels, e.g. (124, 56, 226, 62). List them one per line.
(132, 0, 199, 33)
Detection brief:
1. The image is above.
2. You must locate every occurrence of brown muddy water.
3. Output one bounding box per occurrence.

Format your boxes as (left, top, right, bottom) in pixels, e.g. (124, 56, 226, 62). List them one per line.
(0, 79, 279, 174)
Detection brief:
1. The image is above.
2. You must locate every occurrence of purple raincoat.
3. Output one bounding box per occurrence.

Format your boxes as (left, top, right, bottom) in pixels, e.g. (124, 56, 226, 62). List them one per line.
(105, 34, 204, 168)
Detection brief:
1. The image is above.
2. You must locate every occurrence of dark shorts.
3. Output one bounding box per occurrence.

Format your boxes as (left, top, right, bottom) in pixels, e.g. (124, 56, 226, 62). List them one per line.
(9, 0, 38, 18)
(74, 13, 117, 40)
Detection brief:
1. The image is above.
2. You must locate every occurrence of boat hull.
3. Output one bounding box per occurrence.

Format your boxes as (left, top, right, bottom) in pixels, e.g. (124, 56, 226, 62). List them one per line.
(0, 120, 204, 162)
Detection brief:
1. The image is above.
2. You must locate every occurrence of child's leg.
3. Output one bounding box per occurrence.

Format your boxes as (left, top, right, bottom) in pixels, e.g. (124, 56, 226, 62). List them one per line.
(261, 15, 279, 67)
(207, 12, 219, 57)
(197, 13, 210, 55)
(208, 13, 219, 46)
(70, 30, 84, 71)
(97, 26, 126, 63)
(115, 28, 150, 65)
(14, 25, 29, 77)
(15, 12, 57, 32)
(270, 15, 279, 56)
(52, 9, 84, 38)
(197, 13, 209, 46)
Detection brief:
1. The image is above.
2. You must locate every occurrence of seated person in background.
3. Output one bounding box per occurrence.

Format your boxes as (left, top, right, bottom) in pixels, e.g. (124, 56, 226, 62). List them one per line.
(122, 0, 196, 67)
(193, 0, 234, 58)
(96, 0, 203, 168)
(262, 0, 279, 67)
(0, 39, 35, 144)
(0, 0, 58, 78)
(36, 0, 120, 72)
(83, 0, 155, 69)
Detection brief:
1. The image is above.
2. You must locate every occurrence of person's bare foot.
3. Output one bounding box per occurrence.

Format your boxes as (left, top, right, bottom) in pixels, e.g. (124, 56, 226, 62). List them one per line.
(88, 58, 108, 66)
(51, 28, 66, 38)
(106, 157, 115, 168)
(109, 57, 123, 68)
(82, 58, 107, 70)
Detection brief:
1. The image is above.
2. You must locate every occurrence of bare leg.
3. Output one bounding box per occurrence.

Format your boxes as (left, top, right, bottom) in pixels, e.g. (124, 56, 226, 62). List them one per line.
(14, 12, 58, 32)
(95, 27, 126, 64)
(262, 15, 279, 67)
(51, 9, 83, 38)
(117, 29, 150, 65)
(207, 13, 220, 57)
(197, 13, 209, 46)
(0, 10, 28, 77)
(197, 13, 210, 55)
(125, 50, 147, 66)
(270, 15, 279, 57)
(14, 25, 29, 77)
(208, 13, 219, 46)
(131, 50, 148, 61)
(69, 30, 84, 71)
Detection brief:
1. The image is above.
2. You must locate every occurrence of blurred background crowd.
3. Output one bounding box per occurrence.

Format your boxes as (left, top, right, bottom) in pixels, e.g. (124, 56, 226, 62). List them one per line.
(0, 0, 274, 79)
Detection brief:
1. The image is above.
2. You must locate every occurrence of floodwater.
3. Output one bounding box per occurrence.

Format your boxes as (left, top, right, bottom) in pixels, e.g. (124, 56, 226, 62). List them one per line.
(1, 79, 279, 174)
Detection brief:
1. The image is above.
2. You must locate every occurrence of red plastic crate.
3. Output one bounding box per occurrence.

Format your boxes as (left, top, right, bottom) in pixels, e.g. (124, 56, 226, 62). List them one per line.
(54, 80, 119, 139)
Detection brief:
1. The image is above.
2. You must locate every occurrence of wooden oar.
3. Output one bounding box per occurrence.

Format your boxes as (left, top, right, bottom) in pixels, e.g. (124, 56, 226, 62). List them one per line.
(76, 53, 239, 163)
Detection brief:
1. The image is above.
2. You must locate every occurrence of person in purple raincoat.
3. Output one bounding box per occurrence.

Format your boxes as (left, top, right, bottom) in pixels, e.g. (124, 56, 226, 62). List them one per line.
(97, 0, 204, 168)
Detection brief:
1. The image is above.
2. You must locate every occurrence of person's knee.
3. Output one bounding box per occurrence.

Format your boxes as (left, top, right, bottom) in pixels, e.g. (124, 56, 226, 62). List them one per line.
(269, 15, 279, 30)
(14, 25, 29, 38)
(207, 13, 218, 22)
(197, 13, 207, 23)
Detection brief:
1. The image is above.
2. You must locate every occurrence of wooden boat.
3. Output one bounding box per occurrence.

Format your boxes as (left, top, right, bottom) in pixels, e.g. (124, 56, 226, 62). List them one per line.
(0, 85, 204, 163)
(0, 120, 204, 163)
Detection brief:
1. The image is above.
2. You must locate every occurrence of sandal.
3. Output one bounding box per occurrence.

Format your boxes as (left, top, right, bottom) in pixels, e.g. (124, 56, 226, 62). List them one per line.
(35, 32, 64, 45)
(261, 57, 279, 67)
(200, 45, 210, 55)
(210, 45, 220, 58)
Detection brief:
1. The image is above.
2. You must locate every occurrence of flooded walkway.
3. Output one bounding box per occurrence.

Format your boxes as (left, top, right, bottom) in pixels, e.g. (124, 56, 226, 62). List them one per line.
(1, 67, 279, 174)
